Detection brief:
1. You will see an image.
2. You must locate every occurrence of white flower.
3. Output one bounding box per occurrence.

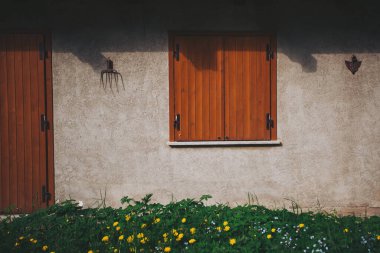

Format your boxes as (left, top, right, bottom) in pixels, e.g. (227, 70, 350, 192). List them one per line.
(78, 201, 84, 207)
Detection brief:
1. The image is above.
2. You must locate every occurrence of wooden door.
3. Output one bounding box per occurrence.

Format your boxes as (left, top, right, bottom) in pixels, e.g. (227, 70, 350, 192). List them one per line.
(224, 36, 271, 140)
(173, 36, 224, 141)
(0, 33, 53, 213)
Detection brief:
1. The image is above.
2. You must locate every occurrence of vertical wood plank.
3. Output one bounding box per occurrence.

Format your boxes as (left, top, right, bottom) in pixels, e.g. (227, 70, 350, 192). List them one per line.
(168, 34, 175, 141)
(270, 36, 277, 140)
(174, 37, 182, 140)
(37, 35, 47, 209)
(188, 38, 196, 140)
(14, 35, 25, 212)
(217, 38, 225, 140)
(202, 38, 210, 140)
(45, 34, 55, 207)
(0, 35, 10, 211)
(181, 38, 189, 140)
(195, 38, 203, 140)
(236, 37, 244, 140)
(6, 35, 18, 208)
(22, 35, 33, 213)
(30, 35, 40, 210)
(209, 39, 217, 140)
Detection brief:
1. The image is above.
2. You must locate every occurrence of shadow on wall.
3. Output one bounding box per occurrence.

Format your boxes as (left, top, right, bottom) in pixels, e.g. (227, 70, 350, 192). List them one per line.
(0, 0, 379, 73)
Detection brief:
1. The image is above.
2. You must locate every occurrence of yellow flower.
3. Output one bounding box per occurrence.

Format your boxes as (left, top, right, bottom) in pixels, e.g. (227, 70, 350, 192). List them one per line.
(298, 223, 305, 228)
(181, 218, 187, 223)
(113, 221, 119, 227)
(229, 238, 236, 246)
(88, 251, 94, 253)
(140, 237, 148, 244)
(176, 233, 184, 241)
(216, 226, 222, 232)
(127, 235, 134, 243)
(119, 235, 124, 240)
(19, 236, 24, 240)
(114, 249, 118, 253)
(343, 228, 349, 233)
(267, 234, 272, 239)
(107, 226, 110, 229)
(116, 226, 121, 231)
(32, 239, 37, 244)
(190, 227, 196, 234)
(102, 236, 109, 242)
(376, 235, 380, 240)
(163, 233, 168, 238)
(51, 252, 56, 253)
(164, 247, 171, 252)
(189, 238, 196, 244)
(223, 221, 228, 226)
(125, 215, 131, 221)
(141, 223, 147, 229)
(137, 233, 144, 239)
(224, 226, 230, 232)
(154, 218, 161, 224)
(42, 245, 49, 251)
(172, 229, 179, 237)
(271, 228, 276, 233)
(15, 242, 20, 247)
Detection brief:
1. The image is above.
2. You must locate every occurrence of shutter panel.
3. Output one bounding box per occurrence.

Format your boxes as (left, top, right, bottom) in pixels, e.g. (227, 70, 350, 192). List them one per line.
(224, 36, 271, 140)
(173, 36, 224, 141)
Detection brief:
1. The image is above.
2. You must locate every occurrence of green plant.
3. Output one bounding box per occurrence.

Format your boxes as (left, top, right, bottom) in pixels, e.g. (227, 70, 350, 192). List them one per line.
(1, 195, 379, 253)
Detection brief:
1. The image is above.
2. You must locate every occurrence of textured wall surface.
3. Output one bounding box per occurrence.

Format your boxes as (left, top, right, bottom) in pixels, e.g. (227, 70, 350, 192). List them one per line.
(1, 0, 379, 215)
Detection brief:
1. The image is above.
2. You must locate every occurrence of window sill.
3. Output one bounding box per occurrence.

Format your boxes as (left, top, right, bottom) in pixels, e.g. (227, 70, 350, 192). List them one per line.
(167, 140, 282, 147)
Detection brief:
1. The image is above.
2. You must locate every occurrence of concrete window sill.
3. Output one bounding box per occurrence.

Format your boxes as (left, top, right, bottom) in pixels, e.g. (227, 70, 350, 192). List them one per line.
(167, 140, 282, 147)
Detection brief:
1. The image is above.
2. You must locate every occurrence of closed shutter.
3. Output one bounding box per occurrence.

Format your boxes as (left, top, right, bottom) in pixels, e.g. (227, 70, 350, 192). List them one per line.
(170, 33, 276, 142)
(173, 36, 224, 141)
(224, 36, 271, 140)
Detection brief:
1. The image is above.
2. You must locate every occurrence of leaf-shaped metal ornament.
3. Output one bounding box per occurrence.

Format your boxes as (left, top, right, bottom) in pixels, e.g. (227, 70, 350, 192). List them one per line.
(345, 55, 361, 75)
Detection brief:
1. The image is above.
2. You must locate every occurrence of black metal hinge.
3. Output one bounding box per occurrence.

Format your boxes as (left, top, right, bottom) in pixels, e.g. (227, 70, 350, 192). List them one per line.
(39, 42, 47, 60)
(173, 44, 179, 61)
(174, 114, 180, 130)
(41, 114, 49, 132)
(266, 113, 274, 130)
(42, 185, 51, 202)
(266, 44, 274, 61)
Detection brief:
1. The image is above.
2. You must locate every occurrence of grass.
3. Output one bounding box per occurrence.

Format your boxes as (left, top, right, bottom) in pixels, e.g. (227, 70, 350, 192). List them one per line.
(0, 194, 379, 253)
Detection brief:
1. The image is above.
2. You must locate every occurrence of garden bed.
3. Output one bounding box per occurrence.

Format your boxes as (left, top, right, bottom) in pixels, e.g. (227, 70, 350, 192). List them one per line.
(1, 195, 379, 253)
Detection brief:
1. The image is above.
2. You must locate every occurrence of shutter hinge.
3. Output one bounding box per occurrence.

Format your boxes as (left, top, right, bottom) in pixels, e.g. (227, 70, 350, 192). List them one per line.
(174, 114, 181, 130)
(41, 114, 49, 132)
(266, 113, 274, 130)
(39, 42, 47, 60)
(173, 44, 179, 61)
(266, 44, 274, 61)
(42, 185, 51, 202)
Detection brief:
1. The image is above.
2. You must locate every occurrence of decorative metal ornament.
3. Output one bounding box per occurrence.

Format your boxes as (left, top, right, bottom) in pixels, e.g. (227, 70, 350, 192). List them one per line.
(345, 55, 361, 75)
(100, 58, 125, 92)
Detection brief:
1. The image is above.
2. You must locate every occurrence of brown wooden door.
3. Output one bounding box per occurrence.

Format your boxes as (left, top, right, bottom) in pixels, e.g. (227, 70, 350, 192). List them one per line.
(224, 36, 271, 140)
(0, 33, 53, 213)
(173, 36, 224, 141)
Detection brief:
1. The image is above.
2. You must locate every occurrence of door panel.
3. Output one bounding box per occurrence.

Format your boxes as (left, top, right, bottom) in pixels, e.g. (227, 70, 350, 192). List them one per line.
(224, 36, 271, 140)
(173, 36, 224, 141)
(0, 34, 51, 213)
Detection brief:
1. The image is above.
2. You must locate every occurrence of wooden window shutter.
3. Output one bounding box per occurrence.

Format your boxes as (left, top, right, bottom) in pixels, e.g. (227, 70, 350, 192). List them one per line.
(173, 36, 224, 141)
(224, 36, 272, 140)
(169, 33, 276, 142)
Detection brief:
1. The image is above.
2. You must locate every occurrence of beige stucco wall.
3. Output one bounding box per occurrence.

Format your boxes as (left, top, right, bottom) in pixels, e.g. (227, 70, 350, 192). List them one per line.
(2, 0, 379, 214)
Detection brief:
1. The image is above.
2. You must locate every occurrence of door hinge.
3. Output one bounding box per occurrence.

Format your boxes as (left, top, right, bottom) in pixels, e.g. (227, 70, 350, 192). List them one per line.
(39, 42, 47, 60)
(173, 44, 179, 61)
(266, 113, 274, 130)
(41, 114, 49, 132)
(174, 114, 181, 130)
(42, 185, 51, 202)
(266, 44, 274, 61)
